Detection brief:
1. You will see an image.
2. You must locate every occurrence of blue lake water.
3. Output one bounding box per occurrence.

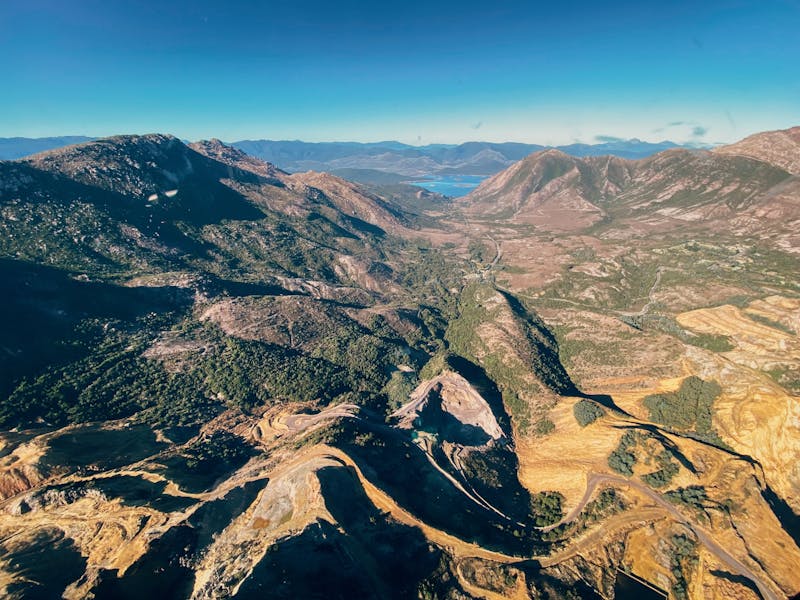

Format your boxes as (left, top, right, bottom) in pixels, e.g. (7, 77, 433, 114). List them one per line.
(410, 175, 488, 198)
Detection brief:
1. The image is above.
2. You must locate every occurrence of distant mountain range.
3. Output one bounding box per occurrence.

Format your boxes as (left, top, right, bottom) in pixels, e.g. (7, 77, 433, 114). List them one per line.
(230, 138, 703, 178)
(0, 136, 95, 160)
(0, 136, 708, 179)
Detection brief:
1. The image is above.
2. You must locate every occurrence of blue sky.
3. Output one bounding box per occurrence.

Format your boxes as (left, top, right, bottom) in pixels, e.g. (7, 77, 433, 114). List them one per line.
(1, 0, 798, 144)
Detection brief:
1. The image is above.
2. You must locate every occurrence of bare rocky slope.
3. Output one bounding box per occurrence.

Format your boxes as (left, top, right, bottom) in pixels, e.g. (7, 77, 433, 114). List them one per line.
(714, 125, 800, 175)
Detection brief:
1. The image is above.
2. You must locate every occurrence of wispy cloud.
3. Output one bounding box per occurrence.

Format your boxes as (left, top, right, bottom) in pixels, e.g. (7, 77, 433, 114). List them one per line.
(652, 121, 709, 141)
(594, 135, 624, 143)
(470, 121, 483, 130)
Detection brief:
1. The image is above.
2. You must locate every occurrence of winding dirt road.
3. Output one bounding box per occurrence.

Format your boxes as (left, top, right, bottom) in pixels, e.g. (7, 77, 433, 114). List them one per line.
(540, 472, 781, 600)
(276, 400, 782, 599)
(282, 403, 360, 432)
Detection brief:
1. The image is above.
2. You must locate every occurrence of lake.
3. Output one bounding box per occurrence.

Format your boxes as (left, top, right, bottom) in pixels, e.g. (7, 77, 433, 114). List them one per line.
(410, 175, 488, 198)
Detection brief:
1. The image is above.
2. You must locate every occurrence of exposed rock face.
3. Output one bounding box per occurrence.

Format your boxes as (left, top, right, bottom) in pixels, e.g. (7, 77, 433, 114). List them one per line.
(190, 455, 336, 599)
(393, 372, 505, 442)
(188, 138, 287, 180)
(287, 170, 410, 234)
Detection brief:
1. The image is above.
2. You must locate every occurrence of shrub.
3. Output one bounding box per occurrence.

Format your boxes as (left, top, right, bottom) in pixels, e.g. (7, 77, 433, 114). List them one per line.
(668, 533, 699, 600)
(641, 449, 680, 488)
(573, 399, 604, 427)
(534, 418, 555, 436)
(607, 430, 639, 476)
(530, 491, 564, 527)
(643, 376, 721, 433)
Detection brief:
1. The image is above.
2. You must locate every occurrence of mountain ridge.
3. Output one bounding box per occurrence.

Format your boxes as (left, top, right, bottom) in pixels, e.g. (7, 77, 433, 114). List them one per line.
(230, 137, 697, 176)
(462, 135, 797, 238)
(1, 127, 800, 600)
(714, 125, 800, 175)
(1, 135, 704, 176)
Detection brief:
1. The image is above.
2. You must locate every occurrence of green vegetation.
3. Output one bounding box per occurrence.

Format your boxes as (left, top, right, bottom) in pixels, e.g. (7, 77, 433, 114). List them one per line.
(608, 430, 681, 486)
(529, 491, 564, 527)
(418, 351, 451, 380)
(765, 366, 800, 394)
(668, 533, 699, 600)
(541, 488, 626, 543)
(665, 486, 711, 522)
(608, 431, 640, 476)
(573, 399, 604, 427)
(468, 240, 493, 265)
(7, 134, 799, 598)
(383, 370, 418, 411)
(2, 333, 210, 427)
(502, 389, 532, 434)
(203, 337, 350, 410)
(643, 376, 721, 434)
(397, 245, 462, 318)
(540, 253, 660, 313)
(746, 312, 796, 335)
(182, 431, 253, 472)
(685, 332, 736, 352)
(445, 282, 576, 434)
(533, 417, 555, 436)
(640, 449, 680, 488)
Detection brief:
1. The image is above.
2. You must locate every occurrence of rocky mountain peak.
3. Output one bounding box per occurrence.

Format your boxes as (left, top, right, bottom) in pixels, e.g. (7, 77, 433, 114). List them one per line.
(714, 125, 800, 174)
(189, 138, 287, 179)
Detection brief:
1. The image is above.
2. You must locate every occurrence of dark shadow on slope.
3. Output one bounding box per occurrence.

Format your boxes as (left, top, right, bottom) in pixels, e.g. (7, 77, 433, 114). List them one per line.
(87, 475, 197, 512)
(762, 484, 800, 551)
(187, 479, 266, 549)
(341, 213, 387, 237)
(42, 424, 167, 472)
(236, 520, 376, 600)
(93, 525, 196, 599)
(414, 355, 566, 523)
(0, 257, 193, 401)
(499, 289, 633, 417)
(25, 476, 196, 514)
(456, 445, 539, 523)
(499, 290, 578, 395)
(92, 479, 265, 600)
(1, 529, 87, 600)
(334, 419, 545, 556)
(316, 465, 441, 596)
(514, 561, 605, 599)
(2, 156, 270, 261)
(203, 275, 305, 298)
(709, 570, 763, 599)
(614, 570, 667, 599)
(307, 210, 362, 239)
(415, 385, 492, 446)
(581, 392, 633, 416)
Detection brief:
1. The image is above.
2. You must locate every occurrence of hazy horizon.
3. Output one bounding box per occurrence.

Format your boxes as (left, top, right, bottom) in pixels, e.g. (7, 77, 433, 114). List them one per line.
(2, 0, 798, 145)
(0, 133, 720, 147)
